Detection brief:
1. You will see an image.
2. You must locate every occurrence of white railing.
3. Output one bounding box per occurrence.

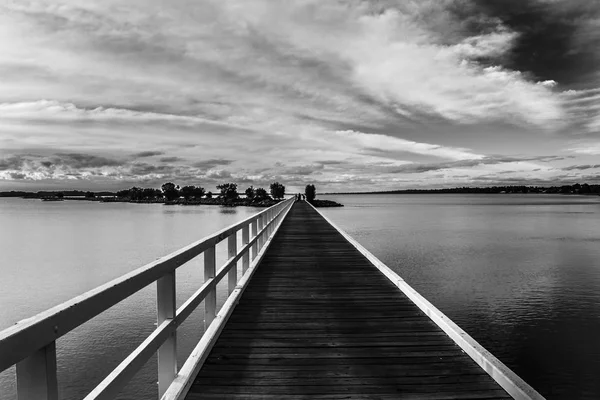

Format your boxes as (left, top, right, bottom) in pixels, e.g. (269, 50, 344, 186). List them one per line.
(308, 201, 546, 400)
(0, 197, 295, 400)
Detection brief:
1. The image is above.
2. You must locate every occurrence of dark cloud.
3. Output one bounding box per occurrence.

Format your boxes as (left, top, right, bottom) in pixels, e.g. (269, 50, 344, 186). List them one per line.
(562, 164, 600, 171)
(133, 151, 165, 158)
(159, 156, 183, 163)
(193, 159, 233, 169)
(9, 172, 27, 180)
(128, 163, 178, 176)
(53, 153, 121, 168)
(316, 160, 345, 166)
(454, 0, 600, 86)
(0, 156, 24, 171)
(388, 155, 562, 174)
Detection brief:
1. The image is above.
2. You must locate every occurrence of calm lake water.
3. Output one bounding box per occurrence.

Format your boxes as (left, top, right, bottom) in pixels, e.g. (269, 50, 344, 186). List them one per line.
(0, 198, 258, 400)
(1, 194, 600, 399)
(320, 194, 600, 400)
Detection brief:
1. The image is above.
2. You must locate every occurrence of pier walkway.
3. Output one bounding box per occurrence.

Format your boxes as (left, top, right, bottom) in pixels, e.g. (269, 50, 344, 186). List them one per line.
(185, 201, 511, 399)
(0, 198, 545, 400)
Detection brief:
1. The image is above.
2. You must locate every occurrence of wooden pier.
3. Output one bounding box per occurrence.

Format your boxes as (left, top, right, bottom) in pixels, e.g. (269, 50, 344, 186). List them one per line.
(185, 201, 511, 399)
(0, 198, 545, 400)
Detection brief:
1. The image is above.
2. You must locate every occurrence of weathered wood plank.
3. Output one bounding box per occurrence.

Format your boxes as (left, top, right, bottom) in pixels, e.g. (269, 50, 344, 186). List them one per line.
(184, 201, 512, 399)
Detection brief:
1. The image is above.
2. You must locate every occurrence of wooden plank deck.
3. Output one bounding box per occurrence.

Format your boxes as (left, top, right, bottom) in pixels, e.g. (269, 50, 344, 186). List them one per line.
(185, 201, 511, 399)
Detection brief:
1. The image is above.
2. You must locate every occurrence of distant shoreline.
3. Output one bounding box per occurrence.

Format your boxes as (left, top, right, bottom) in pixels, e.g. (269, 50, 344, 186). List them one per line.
(323, 183, 600, 196)
(324, 192, 600, 196)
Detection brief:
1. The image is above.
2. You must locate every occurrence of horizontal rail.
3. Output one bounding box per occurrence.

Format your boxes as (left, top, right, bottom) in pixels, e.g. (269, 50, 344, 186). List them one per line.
(84, 206, 288, 400)
(84, 319, 174, 400)
(160, 197, 295, 400)
(0, 197, 294, 400)
(308, 201, 545, 400)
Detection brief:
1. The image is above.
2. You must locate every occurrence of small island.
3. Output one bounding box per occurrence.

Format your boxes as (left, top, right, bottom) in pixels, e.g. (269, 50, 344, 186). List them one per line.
(304, 184, 344, 207)
(0, 181, 345, 208)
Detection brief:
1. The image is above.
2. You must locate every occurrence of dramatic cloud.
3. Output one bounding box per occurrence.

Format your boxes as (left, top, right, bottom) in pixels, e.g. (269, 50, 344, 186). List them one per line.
(0, 0, 599, 191)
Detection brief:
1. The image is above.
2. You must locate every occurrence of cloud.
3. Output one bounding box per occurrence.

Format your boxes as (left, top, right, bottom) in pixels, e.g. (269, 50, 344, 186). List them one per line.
(333, 130, 484, 161)
(384, 155, 558, 174)
(568, 144, 600, 155)
(9, 172, 27, 180)
(451, 0, 600, 86)
(562, 164, 600, 171)
(0, 156, 25, 171)
(0, 1, 599, 191)
(205, 169, 232, 179)
(53, 153, 121, 168)
(159, 156, 183, 163)
(193, 159, 233, 169)
(280, 164, 325, 176)
(0, 100, 249, 130)
(133, 151, 164, 158)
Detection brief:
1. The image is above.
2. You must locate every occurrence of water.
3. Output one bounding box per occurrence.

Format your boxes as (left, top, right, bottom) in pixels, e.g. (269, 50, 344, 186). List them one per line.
(320, 194, 600, 399)
(2, 195, 600, 399)
(0, 198, 258, 400)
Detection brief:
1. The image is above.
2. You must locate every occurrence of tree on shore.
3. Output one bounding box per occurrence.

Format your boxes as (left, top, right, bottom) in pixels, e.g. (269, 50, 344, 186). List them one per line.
(254, 187, 270, 201)
(270, 182, 285, 200)
(217, 183, 239, 201)
(305, 184, 316, 202)
(142, 188, 161, 200)
(181, 185, 205, 200)
(161, 182, 180, 201)
(245, 186, 255, 200)
(206, 191, 213, 199)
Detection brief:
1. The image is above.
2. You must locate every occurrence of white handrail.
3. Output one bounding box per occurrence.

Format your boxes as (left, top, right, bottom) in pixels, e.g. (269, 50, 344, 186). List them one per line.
(0, 197, 295, 400)
(307, 201, 545, 400)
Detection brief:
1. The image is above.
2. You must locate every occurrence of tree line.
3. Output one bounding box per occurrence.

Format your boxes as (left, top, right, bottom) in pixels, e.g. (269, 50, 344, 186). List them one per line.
(115, 181, 286, 202)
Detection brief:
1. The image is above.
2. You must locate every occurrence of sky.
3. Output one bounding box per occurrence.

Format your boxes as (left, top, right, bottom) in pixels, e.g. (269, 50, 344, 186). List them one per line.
(0, 0, 599, 192)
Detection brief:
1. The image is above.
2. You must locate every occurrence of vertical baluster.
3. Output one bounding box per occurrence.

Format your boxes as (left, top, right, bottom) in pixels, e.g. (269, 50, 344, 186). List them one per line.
(242, 225, 250, 273)
(251, 220, 258, 260)
(258, 214, 264, 249)
(204, 245, 216, 329)
(227, 233, 237, 295)
(157, 271, 177, 398)
(16, 342, 58, 400)
(266, 210, 270, 237)
(269, 209, 273, 235)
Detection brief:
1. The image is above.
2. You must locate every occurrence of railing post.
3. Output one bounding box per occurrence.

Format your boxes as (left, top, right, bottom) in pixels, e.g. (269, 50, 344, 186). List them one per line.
(258, 214, 264, 250)
(268, 209, 273, 236)
(204, 245, 216, 329)
(227, 234, 237, 295)
(16, 342, 58, 400)
(251, 220, 258, 260)
(156, 271, 177, 398)
(242, 225, 250, 273)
